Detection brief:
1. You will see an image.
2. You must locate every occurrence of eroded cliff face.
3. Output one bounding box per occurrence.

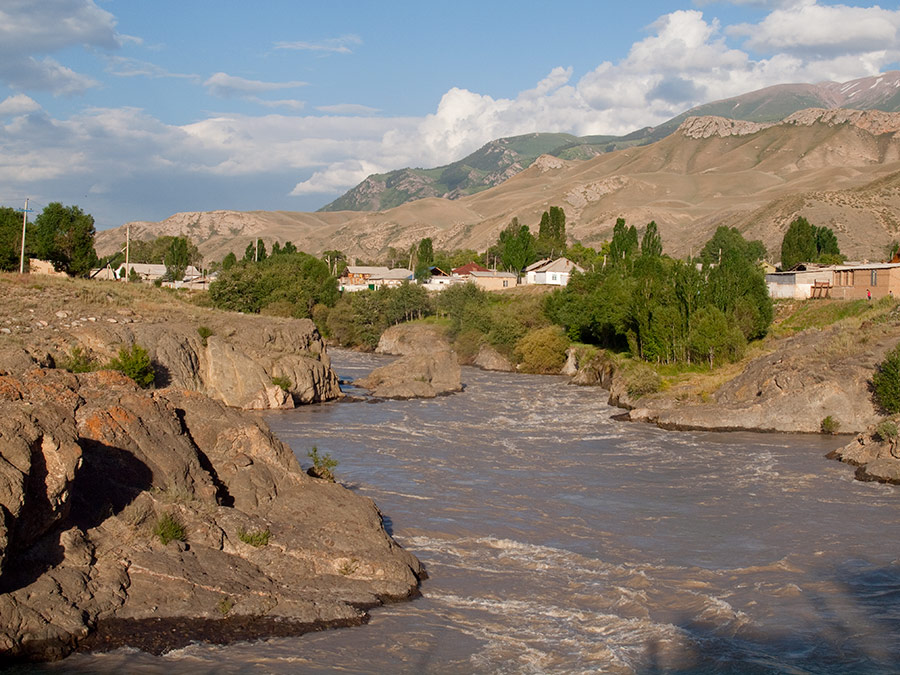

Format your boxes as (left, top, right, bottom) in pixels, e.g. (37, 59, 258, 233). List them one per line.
(0, 369, 422, 662)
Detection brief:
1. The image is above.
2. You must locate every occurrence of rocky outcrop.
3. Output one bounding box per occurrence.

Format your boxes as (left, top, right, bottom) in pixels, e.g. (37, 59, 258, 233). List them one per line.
(354, 351, 462, 399)
(61, 316, 341, 411)
(827, 427, 900, 485)
(0, 369, 422, 662)
(375, 323, 451, 356)
(474, 344, 514, 372)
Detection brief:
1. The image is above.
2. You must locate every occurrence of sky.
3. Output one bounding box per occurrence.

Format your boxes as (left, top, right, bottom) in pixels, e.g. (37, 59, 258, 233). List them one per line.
(0, 0, 899, 230)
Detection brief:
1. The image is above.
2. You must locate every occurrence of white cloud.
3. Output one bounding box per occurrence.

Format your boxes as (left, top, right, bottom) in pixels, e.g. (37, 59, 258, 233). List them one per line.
(730, 2, 900, 59)
(204, 72, 308, 98)
(105, 55, 197, 81)
(0, 0, 120, 94)
(0, 94, 42, 116)
(274, 35, 361, 55)
(253, 98, 307, 111)
(290, 159, 385, 195)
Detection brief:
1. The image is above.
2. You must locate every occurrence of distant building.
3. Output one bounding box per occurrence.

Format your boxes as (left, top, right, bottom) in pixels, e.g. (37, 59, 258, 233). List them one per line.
(110, 263, 202, 284)
(525, 257, 584, 286)
(420, 267, 454, 292)
(467, 269, 518, 291)
(451, 262, 490, 277)
(765, 262, 900, 300)
(29, 259, 68, 277)
(338, 266, 414, 292)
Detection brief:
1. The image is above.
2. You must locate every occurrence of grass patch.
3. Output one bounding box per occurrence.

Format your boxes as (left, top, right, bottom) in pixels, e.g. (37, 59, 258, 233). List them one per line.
(59, 345, 95, 373)
(153, 512, 187, 545)
(271, 376, 291, 391)
(238, 527, 271, 547)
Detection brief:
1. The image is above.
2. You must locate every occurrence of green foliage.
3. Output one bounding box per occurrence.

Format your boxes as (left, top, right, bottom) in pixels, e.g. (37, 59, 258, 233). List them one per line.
(514, 326, 570, 374)
(32, 202, 98, 277)
(271, 376, 291, 391)
(873, 343, 900, 414)
(700, 226, 766, 266)
(60, 345, 95, 373)
(209, 251, 338, 317)
(197, 325, 213, 346)
(238, 527, 271, 547)
(107, 343, 156, 388)
(688, 306, 746, 368)
(537, 206, 566, 257)
(875, 419, 898, 442)
(780, 217, 842, 269)
(128, 267, 141, 283)
(0, 206, 23, 272)
(163, 236, 192, 281)
(128, 235, 201, 267)
(626, 363, 662, 398)
(607, 218, 639, 270)
(217, 597, 233, 616)
(307, 446, 338, 482)
(326, 283, 433, 350)
(640, 221, 663, 258)
(153, 512, 187, 545)
(221, 251, 237, 270)
(487, 217, 537, 275)
(820, 416, 841, 435)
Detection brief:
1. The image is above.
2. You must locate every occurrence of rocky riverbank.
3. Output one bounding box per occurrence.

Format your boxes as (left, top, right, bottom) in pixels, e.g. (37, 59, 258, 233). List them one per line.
(0, 276, 422, 662)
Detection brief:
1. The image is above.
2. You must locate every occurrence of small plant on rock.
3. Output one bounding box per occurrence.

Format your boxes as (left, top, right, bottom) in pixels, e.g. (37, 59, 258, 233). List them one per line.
(217, 596, 233, 617)
(875, 419, 898, 443)
(307, 446, 338, 482)
(873, 343, 900, 413)
(238, 527, 271, 547)
(271, 376, 292, 391)
(60, 345, 95, 373)
(820, 415, 841, 435)
(197, 325, 213, 346)
(107, 343, 156, 388)
(153, 512, 186, 545)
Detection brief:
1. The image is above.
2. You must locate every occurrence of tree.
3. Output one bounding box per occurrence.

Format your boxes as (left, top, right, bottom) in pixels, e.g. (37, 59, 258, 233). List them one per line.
(780, 216, 817, 270)
(640, 221, 663, 258)
(32, 202, 97, 276)
(537, 206, 566, 257)
(873, 343, 900, 413)
(414, 238, 435, 280)
(607, 218, 639, 269)
(0, 206, 23, 272)
(322, 249, 346, 275)
(222, 251, 237, 270)
(700, 226, 766, 267)
(490, 218, 536, 276)
(163, 236, 191, 281)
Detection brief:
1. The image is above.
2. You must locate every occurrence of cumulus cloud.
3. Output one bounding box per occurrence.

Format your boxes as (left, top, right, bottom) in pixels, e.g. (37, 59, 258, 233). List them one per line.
(0, 0, 120, 94)
(0, 94, 41, 116)
(290, 159, 385, 195)
(204, 72, 308, 98)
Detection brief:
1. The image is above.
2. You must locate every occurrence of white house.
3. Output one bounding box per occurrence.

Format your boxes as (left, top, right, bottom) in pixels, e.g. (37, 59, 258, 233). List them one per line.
(528, 257, 584, 286)
(765, 264, 836, 299)
(524, 259, 552, 285)
(338, 266, 414, 292)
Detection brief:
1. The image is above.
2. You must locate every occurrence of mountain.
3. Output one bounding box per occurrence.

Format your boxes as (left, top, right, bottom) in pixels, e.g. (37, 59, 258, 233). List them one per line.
(96, 108, 900, 266)
(320, 71, 900, 213)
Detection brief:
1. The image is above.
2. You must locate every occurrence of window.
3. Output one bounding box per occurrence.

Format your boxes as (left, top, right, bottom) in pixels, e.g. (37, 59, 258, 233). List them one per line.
(502, 280, 508, 288)
(871, 270, 878, 286)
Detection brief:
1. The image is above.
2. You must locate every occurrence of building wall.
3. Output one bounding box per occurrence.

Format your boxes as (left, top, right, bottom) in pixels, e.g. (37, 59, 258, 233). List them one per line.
(832, 268, 900, 300)
(469, 276, 516, 291)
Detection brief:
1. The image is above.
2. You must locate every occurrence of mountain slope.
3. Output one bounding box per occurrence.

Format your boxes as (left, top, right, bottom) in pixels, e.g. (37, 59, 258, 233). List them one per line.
(96, 108, 900, 266)
(321, 71, 900, 213)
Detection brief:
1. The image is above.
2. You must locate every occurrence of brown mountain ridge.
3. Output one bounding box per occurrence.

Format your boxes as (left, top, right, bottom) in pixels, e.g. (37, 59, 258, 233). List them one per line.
(96, 108, 900, 265)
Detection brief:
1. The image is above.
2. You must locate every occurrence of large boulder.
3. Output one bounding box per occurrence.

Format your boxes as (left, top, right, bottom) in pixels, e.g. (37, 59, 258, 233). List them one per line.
(354, 350, 462, 399)
(375, 323, 451, 356)
(828, 426, 900, 485)
(473, 344, 515, 372)
(0, 369, 422, 662)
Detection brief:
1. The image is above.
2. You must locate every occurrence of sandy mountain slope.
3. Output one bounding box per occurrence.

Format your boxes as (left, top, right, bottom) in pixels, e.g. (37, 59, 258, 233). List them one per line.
(96, 108, 900, 265)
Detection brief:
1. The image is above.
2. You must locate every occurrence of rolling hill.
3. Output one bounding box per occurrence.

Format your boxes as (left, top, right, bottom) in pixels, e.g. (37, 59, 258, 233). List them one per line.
(318, 72, 900, 213)
(95, 107, 900, 266)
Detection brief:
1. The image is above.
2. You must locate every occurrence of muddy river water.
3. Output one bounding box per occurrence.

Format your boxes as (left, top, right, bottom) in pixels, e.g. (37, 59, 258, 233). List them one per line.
(43, 350, 900, 673)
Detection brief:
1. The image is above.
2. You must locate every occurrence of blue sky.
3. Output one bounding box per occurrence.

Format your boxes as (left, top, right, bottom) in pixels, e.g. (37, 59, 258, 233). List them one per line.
(1, 0, 899, 230)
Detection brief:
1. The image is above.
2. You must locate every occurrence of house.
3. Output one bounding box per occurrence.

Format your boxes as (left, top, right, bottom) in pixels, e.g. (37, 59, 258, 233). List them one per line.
(112, 263, 202, 284)
(467, 270, 518, 291)
(338, 266, 414, 292)
(523, 259, 552, 285)
(451, 262, 490, 277)
(829, 262, 900, 300)
(527, 257, 584, 286)
(765, 261, 900, 300)
(420, 266, 454, 292)
(765, 264, 836, 299)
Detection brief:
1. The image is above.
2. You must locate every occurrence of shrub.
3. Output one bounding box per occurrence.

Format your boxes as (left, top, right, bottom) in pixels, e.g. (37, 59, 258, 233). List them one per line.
(307, 446, 338, 482)
(60, 345, 95, 373)
(820, 415, 840, 435)
(873, 343, 900, 413)
(626, 364, 661, 399)
(875, 419, 898, 442)
(197, 325, 213, 346)
(271, 376, 291, 391)
(238, 527, 271, 547)
(514, 326, 570, 374)
(153, 512, 186, 545)
(217, 597, 233, 616)
(107, 343, 155, 388)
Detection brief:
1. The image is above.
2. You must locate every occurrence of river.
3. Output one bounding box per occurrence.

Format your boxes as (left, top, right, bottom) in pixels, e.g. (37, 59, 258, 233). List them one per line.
(37, 350, 900, 673)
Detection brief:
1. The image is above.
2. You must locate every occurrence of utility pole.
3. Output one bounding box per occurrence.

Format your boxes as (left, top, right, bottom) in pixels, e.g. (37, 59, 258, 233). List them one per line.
(17, 198, 33, 274)
(125, 224, 130, 280)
